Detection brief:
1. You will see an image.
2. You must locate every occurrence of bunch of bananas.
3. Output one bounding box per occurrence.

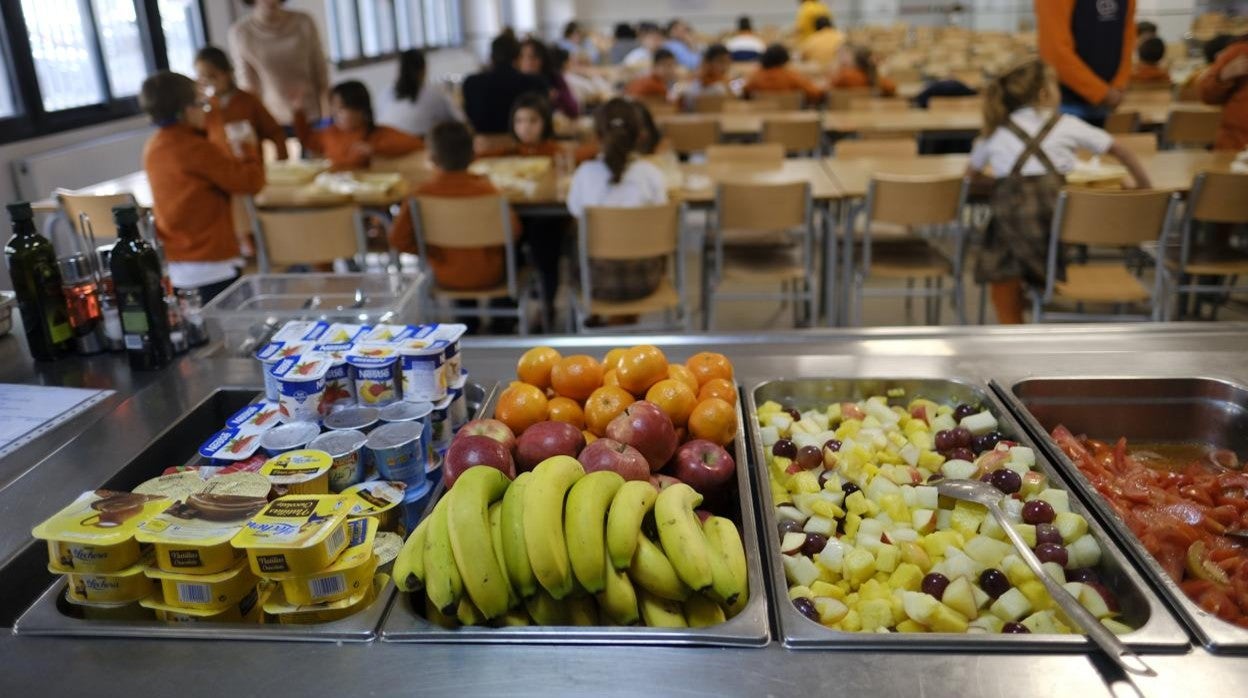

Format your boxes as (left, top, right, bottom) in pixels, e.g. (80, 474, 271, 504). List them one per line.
(393, 457, 748, 628)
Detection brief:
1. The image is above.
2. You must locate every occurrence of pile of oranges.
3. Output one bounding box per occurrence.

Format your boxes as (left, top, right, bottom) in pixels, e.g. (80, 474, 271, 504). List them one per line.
(495, 345, 739, 447)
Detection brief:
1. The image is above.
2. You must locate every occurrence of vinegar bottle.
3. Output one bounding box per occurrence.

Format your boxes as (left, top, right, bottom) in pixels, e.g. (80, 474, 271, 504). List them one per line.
(3, 201, 72, 360)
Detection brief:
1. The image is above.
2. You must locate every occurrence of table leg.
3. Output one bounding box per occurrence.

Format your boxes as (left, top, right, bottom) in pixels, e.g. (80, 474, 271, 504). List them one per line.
(838, 198, 858, 327)
(821, 201, 839, 326)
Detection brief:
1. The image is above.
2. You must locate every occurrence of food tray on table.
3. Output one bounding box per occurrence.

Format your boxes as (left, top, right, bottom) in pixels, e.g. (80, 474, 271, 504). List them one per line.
(380, 394, 771, 646)
(747, 378, 1189, 651)
(996, 376, 1248, 653)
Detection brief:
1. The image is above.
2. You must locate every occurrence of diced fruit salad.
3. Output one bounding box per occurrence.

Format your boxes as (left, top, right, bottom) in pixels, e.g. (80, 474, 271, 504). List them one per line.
(756, 394, 1135, 636)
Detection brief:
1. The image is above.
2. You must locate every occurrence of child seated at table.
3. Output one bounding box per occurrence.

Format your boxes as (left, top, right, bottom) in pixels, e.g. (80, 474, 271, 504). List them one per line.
(139, 72, 266, 303)
(626, 48, 679, 101)
(744, 44, 824, 106)
(477, 92, 563, 158)
(967, 59, 1151, 325)
(194, 46, 287, 160)
(1130, 37, 1172, 87)
(830, 47, 897, 97)
(293, 80, 424, 171)
(674, 44, 734, 108)
(1200, 34, 1248, 150)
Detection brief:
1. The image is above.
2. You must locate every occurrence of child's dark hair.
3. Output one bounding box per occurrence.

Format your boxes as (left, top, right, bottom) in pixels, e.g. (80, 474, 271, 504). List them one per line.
(704, 44, 729, 64)
(633, 101, 661, 155)
(982, 59, 1051, 135)
(760, 44, 790, 69)
(1137, 20, 1158, 37)
(511, 91, 555, 142)
(595, 98, 641, 184)
(653, 47, 676, 65)
(1138, 36, 1166, 65)
(1204, 34, 1235, 63)
(429, 121, 475, 172)
(563, 21, 581, 39)
(852, 46, 880, 87)
(194, 46, 232, 74)
(737, 16, 753, 32)
(614, 23, 637, 40)
(521, 38, 556, 83)
(394, 49, 427, 102)
(491, 33, 521, 68)
(814, 16, 833, 31)
(139, 71, 198, 124)
(330, 80, 375, 134)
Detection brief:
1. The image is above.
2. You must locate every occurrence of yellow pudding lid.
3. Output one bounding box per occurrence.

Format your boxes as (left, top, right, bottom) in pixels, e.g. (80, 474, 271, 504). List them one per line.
(230, 495, 351, 551)
(32, 490, 172, 546)
(264, 517, 378, 581)
(136, 494, 269, 547)
(259, 450, 333, 486)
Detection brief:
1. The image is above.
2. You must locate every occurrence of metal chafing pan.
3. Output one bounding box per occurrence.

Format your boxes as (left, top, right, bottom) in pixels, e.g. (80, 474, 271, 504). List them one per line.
(747, 377, 1189, 650)
(381, 393, 771, 646)
(996, 376, 1248, 652)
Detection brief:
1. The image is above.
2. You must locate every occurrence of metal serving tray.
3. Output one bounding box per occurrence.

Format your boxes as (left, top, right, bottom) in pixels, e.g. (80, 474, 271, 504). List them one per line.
(997, 377, 1248, 652)
(381, 394, 771, 646)
(747, 377, 1189, 650)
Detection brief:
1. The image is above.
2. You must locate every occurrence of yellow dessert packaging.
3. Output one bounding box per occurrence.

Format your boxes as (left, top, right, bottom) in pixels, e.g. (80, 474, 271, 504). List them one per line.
(132, 471, 207, 500)
(372, 531, 402, 576)
(50, 555, 156, 604)
(231, 494, 352, 576)
(265, 517, 378, 605)
(135, 493, 268, 575)
(33, 490, 173, 573)
(144, 558, 258, 612)
(64, 588, 154, 621)
(263, 572, 389, 625)
(342, 480, 407, 532)
(260, 450, 334, 495)
(141, 585, 266, 623)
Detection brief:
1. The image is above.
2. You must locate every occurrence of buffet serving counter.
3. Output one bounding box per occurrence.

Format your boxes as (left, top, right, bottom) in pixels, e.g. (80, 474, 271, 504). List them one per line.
(3, 323, 1248, 698)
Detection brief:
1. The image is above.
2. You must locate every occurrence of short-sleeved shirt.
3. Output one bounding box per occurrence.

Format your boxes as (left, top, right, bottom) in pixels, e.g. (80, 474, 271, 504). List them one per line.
(969, 107, 1114, 177)
(566, 158, 668, 218)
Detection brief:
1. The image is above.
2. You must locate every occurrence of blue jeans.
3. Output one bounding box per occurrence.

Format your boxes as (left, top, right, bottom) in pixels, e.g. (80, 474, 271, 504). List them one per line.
(1059, 101, 1108, 128)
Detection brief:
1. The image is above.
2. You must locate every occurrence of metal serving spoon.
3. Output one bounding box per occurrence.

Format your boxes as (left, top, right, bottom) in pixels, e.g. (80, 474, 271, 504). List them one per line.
(936, 479, 1157, 678)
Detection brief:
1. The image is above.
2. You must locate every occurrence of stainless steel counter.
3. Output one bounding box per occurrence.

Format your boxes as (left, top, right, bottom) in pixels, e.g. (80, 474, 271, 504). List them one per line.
(5, 322, 1248, 697)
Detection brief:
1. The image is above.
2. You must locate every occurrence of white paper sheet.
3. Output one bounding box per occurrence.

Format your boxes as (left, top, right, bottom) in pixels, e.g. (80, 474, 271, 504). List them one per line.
(0, 384, 114, 458)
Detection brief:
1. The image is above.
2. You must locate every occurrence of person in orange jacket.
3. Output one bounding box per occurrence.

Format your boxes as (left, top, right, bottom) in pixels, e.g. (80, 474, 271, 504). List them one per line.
(293, 80, 424, 170)
(830, 46, 897, 97)
(194, 46, 288, 160)
(744, 44, 824, 105)
(1035, 0, 1137, 127)
(477, 91, 564, 159)
(1200, 35, 1248, 150)
(626, 48, 678, 101)
(1130, 37, 1171, 87)
(138, 72, 266, 302)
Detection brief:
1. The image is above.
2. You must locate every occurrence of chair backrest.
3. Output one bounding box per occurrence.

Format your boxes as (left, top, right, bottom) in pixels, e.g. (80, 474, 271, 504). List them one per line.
(753, 90, 804, 110)
(761, 116, 821, 153)
(414, 195, 511, 248)
(716, 181, 810, 231)
(474, 133, 517, 155)
(253, 205, 361, 268)
(1164, 109, 1221, 147)
(1188, 172, 1248, 224)
(582, 204, 680, 260)
(866, 174, 966, 227)
(826, 88, 872, 111)
(849, 97, 910, 111)
(661, 117, 721, 154)
(1054, 188, 1174, 247)
(639, 98, 678, 117)
(693, 94, 728, 113)
(1113, 132, 1158, 155)
(723, 98, 780, 113)
(927, 95, 980, 111)
(835, 138, 918, 158)
(706, 143, 786, 167)
(1103, 110, 1140, 134)
(372, 152, 434, 188)
(55, 191, 138, 241)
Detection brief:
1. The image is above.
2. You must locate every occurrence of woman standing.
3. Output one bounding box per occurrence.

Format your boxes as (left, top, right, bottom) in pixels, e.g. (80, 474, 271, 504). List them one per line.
(378, 49, 464, 137)
(228, 0, 329, 125)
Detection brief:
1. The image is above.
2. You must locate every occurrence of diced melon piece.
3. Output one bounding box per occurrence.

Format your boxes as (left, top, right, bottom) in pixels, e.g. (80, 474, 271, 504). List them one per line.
(803, 410, 830, 431)
(824, 403, 842, 422)
(913, 485, 939, 510)
(813, 596, 849, 625)
(776, 504, 807, 525)
(930, 413, 957, 432)
(1008, 446, 1035, 467)
(793, 417, 822, 435)
(971, 584, 991, 610)
(803, 515, 836, 537)
(1013, 523, 1037, 547)
(791, 431, 820, 450)
(1102, 618, 1134, 636)
(759, 425, 780, 447)
(899, 443, 920, 467)
(1004, 462, 1031, 479)
(980, 514, 1005, 540)
(788, 585, 814, 601)
(1067, 535, 1101, 568)
(941, 459, 978, 480)
(1041, 562, 1066, 583)
(1001, 497, 1024, 522)
(811, 580, 845, 600)
(888, 563, 924, 592)
(964, 535, 1014, 568)
(900, 485, 918, 508)
(888, 528, 920, 543)
(942, 576, 978, 620)
(920, 530, 964, 560)
(865, 475, 901, 502)
(783, 554, 822, 587)
(857, 518, 886, 541)
(1020, 609, 1070, 634)
(960, 411, 998, 435)
(942, 547, 980, 581)
(864, 400, 899, 425)
(816, 537, 848, 570)
(1018, 580, 1052, 611)
(758, 400, 782, 416)
(790, 493, 819, 517)
(843, 548, 877, 585)
(1035, 488, 1070, 514)
(879, 494, 910, 523)
(769, 413, 793, 433)
(1053, 512, 1088, 543)
(950, 500, 988, 539)
(874, 544, 900, 573)
(989, 587, 1033, 622)
(969, 614, 1005, 633)
(896, 619, 927, 633)
(935, 509, 953, 530)
(902, 591, 940, 625)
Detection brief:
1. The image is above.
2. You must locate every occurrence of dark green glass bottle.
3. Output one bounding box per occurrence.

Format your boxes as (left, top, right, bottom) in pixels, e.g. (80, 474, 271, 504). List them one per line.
(109, 205, 173, 370)
(4, 201, 72, 361)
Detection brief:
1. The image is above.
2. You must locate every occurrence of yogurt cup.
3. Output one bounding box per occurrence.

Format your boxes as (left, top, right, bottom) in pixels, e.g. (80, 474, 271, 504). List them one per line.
(259, 449, 334, 495)
(269, 353, 331, 423)
(373, 532, 402, 575)
(52, 556, 157, 604)
(226, 401, 283, 430)
(342, 480, 407, 532)
(136, 493, 267, 574)
(255, 340, 317, 401)
(33, 491, 173, 573)
(263, 572, 386, 625)
(364, 422, 426, 482)
(141, 585, 264, 623)
(231, 495, 353, 576)
(448, 382, 468, 430)
(198, 423, 269, 464)
(429, 394, 454, 455)
(320, 322, 366, 344)
(323, 406, 380, 433)
(199, 471, 273, 499)
(359, 323, 422, 344)
(398, 480, 435, 537)
(144, 558, 259, 612)
(308, 429, 368, 492)
(316, 342, 357, 411)
(347, 345, 403, 407)
(380, 400, 434, 470)
(431, 324, 467, 381)
(65, 588, 154, 621)
(398, 340, 447, 402)
(266, 518, 378, 605)
(272, 320, 330, 342)
(260, 421, 322, 456)
(133, 471, 206, 501)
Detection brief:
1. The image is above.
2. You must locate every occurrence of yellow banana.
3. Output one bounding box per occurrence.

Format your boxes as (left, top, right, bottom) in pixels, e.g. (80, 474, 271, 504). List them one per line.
(425, 594, 459, 629)
(446, 466, 513, 619)
(456, 596, 487, 626)
(683, 593, 727, 628)
(565, 470, 626, 593)
(654, 483, 713, 592)
(598, 551, 639, 625)
(566, 594, 599, 626)
(524, 587, 571, 625)
(638, 588, 687, 628)
(703, 515, 749, 615)
(488, 501, 517, 608)
(606, 480, 659, 570)
(393, 515, 428, 592)
(628, 533, 691, 601)
(491, 607, 532, 627)
(500, 471, 537, 599)
(522, 456, 585, 599)
(423, 496, 463, 614)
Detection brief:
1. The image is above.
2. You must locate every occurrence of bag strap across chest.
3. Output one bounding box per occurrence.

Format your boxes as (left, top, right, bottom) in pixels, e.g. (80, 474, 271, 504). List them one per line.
(1002, 113, 1062, 177)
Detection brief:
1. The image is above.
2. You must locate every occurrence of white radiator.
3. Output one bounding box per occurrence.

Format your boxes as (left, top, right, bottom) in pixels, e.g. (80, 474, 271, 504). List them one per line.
(10, 126, 152, 201)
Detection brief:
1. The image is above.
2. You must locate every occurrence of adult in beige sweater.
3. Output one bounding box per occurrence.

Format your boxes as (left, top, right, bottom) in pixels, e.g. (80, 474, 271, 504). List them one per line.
(228, 0, 329, 125)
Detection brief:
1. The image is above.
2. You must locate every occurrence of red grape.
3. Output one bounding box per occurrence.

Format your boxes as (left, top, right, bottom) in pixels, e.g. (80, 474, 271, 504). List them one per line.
(782, 406, 802, 421)
(778, 520, 803, 538)
(989, 469, 1022, 494)
(796, 445, 823, 470)
(840, 482, 861, 499)
(921, 572, 950, 599)
(950, 426, 973, 448)
(954, 404, 978, 421)
(934, 430, 956, 452)
(979, 568, 1010, 598)
(823, 438, 843, 452)
(1034, 523, 1062, 546)
(801, 532, 828, 556)
(1065, 568, 1099, 584)
(948, 447, 975, 462)
(1002, 622, 1030, 634)
(972, 431, 1002, 453)
(1021, 500, 1056, 525)
(772, 439, 796, 459)
(792, 597, 819, 622)
(1034, 542, 1068, 566)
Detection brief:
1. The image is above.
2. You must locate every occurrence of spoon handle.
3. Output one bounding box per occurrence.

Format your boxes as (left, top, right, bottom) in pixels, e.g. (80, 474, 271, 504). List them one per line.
(988, 503, 1156, 678)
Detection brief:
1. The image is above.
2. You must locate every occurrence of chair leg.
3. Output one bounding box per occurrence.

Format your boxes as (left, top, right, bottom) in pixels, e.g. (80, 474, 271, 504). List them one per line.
(935, 277, 944, 325)
(977, 282, 988, 325)
(904, 278, 914, 321)
(924, 278, 934, 325)
(954, 276, 966, 325)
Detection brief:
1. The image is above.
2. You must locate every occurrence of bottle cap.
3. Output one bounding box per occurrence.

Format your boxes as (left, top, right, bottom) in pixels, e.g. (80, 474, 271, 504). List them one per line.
(112, 205, 140, 226)
(6, 202, 33, 222)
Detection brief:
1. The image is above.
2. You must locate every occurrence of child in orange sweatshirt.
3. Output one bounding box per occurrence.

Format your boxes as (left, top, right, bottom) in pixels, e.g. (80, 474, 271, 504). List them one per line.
(294, 80, 424, 171)
(626, 48, 678, 101)
(1200, 36, 1248, 151)
(745, 43, 824, 105)
(1130, 37, 1172, 87)
(830, 46, 897, 97)
(477, 92, 565, 159)
(194, 46, 287, 159)
(138, 72, 266, 302)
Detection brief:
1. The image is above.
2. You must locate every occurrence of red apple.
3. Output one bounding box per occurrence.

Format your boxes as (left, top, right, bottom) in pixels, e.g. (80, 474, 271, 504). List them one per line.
(458, 419, 516, 453)
(578, 438, 650, 481)
(909, 404, 929, 424)
(516, 421, 586, 472)
(444, 435, 515, 488)
(670, 439, 736, 496)
(605, 400, 677, 472)
(649, 473, 684, 491)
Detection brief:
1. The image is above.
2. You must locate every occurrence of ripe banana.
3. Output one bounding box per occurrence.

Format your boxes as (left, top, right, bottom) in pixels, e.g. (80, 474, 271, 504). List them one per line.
(565, 471, 626, 593)
(456, 596, 487, 626)
(605, 480, 659, 570)
(598, 551, 639, 625)
(423, 496, 463, 615)
(566, 594, 599, 626)
(522, 455, 585, 599)
(524, 587, 571, 625)
(683, 593, 727, 628)
(446, 466, 514, 619)
(703, 515, 749, 616)
(500, 471, 537, 599)
(488, 501, 517, 607)
(425, 594, 459, 629)
(393, 516, 428, 592)
(492, 607, 532, 627)
(638, 588, 687, 628)
(629, 533, 691, 601)
(654, 483, 713, 592)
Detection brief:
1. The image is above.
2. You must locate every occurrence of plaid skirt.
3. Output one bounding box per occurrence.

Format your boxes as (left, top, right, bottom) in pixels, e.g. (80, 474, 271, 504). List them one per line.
(589, 257, 667, 301)
(975, 174, 1064, 285)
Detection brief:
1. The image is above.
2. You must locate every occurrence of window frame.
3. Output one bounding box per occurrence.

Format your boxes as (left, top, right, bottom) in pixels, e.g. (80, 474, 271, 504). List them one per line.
(329, 0, 463, 70)
(0, 0, 207, 145)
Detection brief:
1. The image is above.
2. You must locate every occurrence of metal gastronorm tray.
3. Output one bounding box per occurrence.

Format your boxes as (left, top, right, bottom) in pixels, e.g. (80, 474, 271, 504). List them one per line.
(747, 377, 1189, 651)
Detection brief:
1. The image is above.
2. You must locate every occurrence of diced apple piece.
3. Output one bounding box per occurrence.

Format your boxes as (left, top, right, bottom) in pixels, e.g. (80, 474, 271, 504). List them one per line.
(897, 541, 932, 572)
(1074, 584, 1112, 619)
(959, 411, 998, 436)
(902, 590, 940, 625)
(813, 597, 849, 625)
(776, 504, 807, 525)
(843, 548, 877, 585)
(791, 431, 820, 451)
(1053, 512, 1088, 543)
(888, 528, 920, 543)
(788, 585, 814, 600)
(1036, 488, 1070, 514)
(1020, 609, 1069, 635)
(964, 536, 1014, 568)
(899, 443, 920, 467)
(930, 413, 957, 432)
(911, 508, 938, 533)
(942, 547, 980, 581)
(816, 537, 847, 570)
(803, 515, 836, 537)
(1001, 497, 1024, 522)
(912, 485, 939, 510)
(865, 475, 901, 502)
(781, 532, 808, 555)
(1101, 618, 1134, 636)
(857, 518, 886, 540)
(1067, 535, 1101, 568)
(759, 425, 780, 447)
(1041, 562, 1066, 583)
(1008, 446, 1035, 467)
(1021, 471, 1047, 497)
(969, 614, 1005, 633)
(943, 576, 979, 620)
(1017, 580, 1052, 611)
(793, 417, 822, 435)
(989, 587, 1033, 622)
(783, 554, 821, 587)
(941, 459, 978, 480)
(928, 603, 970, 632)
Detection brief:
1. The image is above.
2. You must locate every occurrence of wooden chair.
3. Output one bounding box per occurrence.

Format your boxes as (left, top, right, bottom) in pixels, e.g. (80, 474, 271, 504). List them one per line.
(849, 97, 910, 111)
(1104, 110, 1141, 134)
(55, 191, 139, 243)
(706, 143, 786, 168)
(723, 98, 780, 113)
(834, 138, 918, 158)
(638, 99, 678, 117)
(1032, 188, 1178, 322)
(927, 96, 981, 111)
(692, 94, 728, 113)
(826, 88, 872, 111)
(407, 194, 534, 334)
(661, 117, 721, 156)
(1114, 132, 1159, 155)
(247, 203, 365, 273)
(1163, 109, 1221, 148)
(573, 203, 688, 332)
(761, 115, 822, 155)
(752, 90, 804, 110)
(705, 181, 815, 329)
(1157, 172, 1248, 320)
(851, 175, 969, 326)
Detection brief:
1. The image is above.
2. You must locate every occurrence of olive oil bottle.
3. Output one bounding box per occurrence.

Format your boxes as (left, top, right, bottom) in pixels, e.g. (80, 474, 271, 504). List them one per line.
(3, 201, 72, 360)
(109, 205, 173, 370)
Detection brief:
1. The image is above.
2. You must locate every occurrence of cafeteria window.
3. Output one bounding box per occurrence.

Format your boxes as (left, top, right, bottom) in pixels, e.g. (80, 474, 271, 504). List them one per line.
(328, 0, 464, 67)
(0, 0, 207, 144)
